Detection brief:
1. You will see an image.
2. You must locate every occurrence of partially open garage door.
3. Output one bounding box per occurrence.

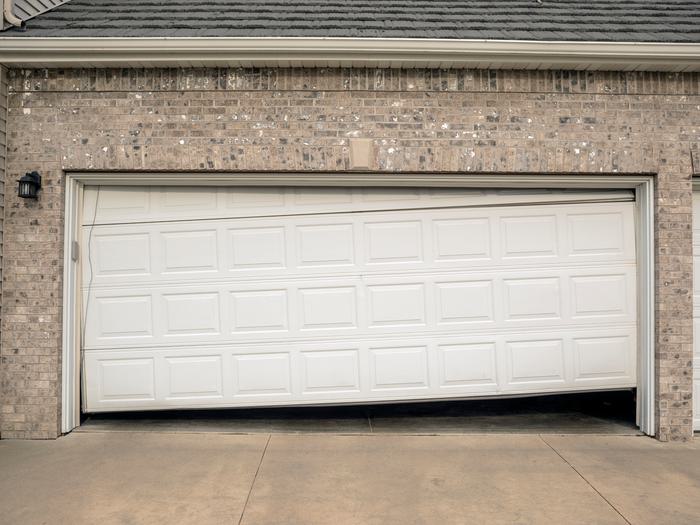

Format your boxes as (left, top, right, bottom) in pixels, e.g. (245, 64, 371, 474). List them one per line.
(81, 186, 637, 412)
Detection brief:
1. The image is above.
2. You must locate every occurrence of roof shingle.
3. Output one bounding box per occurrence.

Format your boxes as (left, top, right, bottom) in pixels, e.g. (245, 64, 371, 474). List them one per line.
(4, 0, 700, 43)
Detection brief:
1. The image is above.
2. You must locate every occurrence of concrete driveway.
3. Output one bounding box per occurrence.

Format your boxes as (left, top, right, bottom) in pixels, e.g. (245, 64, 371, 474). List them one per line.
(0, 432, 698, 525)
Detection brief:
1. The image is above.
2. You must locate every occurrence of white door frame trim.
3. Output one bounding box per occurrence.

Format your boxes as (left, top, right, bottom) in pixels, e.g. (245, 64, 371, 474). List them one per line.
(690, 179, 700, 431)
(61, 172, 656, 436)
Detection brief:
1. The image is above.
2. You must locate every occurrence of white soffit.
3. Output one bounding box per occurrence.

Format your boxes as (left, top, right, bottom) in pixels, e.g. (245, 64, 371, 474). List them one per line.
(0, 38, 698, 71)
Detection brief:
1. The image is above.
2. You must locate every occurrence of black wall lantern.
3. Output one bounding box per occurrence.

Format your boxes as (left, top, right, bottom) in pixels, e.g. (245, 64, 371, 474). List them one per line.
(18, 171, 41, 199)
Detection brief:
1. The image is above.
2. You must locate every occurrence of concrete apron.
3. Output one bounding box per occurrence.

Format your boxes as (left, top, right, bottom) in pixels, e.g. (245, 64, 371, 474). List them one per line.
(0, 433, 698, 525)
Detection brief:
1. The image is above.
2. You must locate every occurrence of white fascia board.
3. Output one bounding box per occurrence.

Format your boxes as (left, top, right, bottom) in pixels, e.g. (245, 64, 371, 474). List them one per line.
(0, 37, 699, 70)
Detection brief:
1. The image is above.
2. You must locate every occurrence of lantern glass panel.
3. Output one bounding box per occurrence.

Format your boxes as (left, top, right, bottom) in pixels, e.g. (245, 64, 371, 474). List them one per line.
(19, 181, 33, 198)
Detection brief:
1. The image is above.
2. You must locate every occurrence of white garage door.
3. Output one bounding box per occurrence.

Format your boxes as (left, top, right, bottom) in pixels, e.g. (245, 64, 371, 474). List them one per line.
(81, 186, 638, 412)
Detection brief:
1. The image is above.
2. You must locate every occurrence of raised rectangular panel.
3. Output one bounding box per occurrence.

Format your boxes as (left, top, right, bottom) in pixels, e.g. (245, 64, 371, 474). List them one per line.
(438, 343, 497, 387)
(294, 187, 353, 205)
(299, 287, 357, 329)
(502, 215, 557, 258)
(230, 290, 288, 332)
(505, 278, 560, 320)
(228, 187, 286, 208)
(86, 186, 149, 222)
(508, 340, 565, 384)
(301, 350, 360, 393)
(571, 275, 627, 317)
(371, 346, 428, 389)
(92, 233, 150, 276)
(568, 213, 624, 255)
(433, 218, 490, 261)
(163, 293, 220, 335)
(165, 356, 223, 398)
(368, 284, 426, 327)
(95, 296, 152, 338)
(297, 224, 354, 266)
(437, 281, 493, 324)
(233, 353, 291, 395)
(161, 187, 217, 210)
(365, 221, 422, 263)
(574, 337, 631, 380)
(99, 358, 155, 400)
(229, 227, 286, 269)
(162, 230, 218, 273)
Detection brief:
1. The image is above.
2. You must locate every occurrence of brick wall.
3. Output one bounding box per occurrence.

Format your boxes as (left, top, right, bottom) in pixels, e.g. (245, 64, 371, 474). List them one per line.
(0, 67, 6, 439)
(3, 68, 699, 440)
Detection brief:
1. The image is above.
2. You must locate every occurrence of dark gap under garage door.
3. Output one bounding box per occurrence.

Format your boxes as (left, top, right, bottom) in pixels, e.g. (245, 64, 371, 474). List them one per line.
(77, 390, 639, 435)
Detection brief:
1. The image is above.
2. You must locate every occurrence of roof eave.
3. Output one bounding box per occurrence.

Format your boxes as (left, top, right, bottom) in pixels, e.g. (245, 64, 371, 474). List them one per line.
(1, 37, 699, 71)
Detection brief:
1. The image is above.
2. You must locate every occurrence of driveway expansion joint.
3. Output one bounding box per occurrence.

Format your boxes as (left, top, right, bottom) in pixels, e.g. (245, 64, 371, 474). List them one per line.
(539, 434, 632, 525)
(238, 433, 271, 525)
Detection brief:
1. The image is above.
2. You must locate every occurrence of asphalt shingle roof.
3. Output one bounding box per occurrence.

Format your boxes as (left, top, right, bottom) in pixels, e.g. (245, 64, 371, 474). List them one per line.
(4, 0, 700, 43)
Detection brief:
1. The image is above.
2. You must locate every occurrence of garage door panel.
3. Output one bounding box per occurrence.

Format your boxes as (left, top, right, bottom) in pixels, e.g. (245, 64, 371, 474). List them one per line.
(162, 292, 221, 336)
(570, 274, 632, 318)
(572, 336, 636, 383)
(228, 226, 288, 270)
(162, 229, 219, 274)
(433, 217, 491, 261)
(301, 349, 361, 394)
(436, 281, 494, 324)
(82, 187, 638, 412)
(500, 214, 558, 259)
(82, 266, 636, 348)
(83, 326, 636, 411)
(297, 223, 356, 267)
(506, 339, 566, 386)
(164, 355, 224, 400)
(365, 220, 425, 264)
(232, 353, 292, 397)
(93, 357, 156, 404)
(82, 203, 635, 288)
(84, 186, 633, 226)
(85, 294, 154, 342)
(567, 211, 631, 256)
(437, 343, 498, 389)
(92, 232, 151, 276)
(370, 346, 430, 391)
(230, 289, 290, 333)
(503, 278, 561, 321)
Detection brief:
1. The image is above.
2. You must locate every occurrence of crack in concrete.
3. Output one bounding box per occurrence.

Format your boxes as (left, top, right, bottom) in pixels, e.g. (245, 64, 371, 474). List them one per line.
(237, 433, 272, 525)
(539, 435, 632, 525)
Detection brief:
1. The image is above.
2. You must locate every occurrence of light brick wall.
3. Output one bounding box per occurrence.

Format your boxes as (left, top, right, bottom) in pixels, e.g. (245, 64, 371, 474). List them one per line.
(3, 68, 699, 440)
(0, 66, 6, 439)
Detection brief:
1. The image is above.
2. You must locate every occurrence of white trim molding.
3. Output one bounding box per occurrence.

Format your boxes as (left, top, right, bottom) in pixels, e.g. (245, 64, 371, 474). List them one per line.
(2, 37, 700, 70)
(60, 172, 656, 436)
(61, 175, 82, 435)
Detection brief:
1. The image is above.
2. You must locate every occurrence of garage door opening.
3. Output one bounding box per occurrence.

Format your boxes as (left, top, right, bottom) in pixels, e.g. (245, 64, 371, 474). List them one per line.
(78, 185, 639, 415)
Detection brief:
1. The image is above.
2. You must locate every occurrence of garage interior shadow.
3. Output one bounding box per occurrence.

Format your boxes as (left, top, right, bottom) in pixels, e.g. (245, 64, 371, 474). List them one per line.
(77, 390, 640, 435)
